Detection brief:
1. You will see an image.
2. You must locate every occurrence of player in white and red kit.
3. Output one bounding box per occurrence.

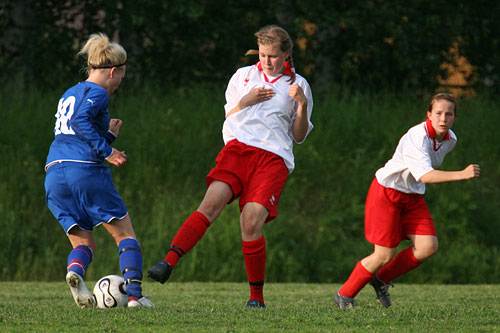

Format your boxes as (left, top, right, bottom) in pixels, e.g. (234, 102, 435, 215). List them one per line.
(334, 93, 480, 309)
(148, 25, 314, 308)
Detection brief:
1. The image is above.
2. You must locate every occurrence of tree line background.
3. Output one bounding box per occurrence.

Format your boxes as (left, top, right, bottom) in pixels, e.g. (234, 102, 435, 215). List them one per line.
(0, 1, 499, 283)
(1, 0, 499, 94)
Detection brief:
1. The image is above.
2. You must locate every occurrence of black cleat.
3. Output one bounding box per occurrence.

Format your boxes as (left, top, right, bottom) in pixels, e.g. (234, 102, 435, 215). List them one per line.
(369, 277, 393, 308)
(246, 299, 266, 308)
(147, 261, 172, 284)
(333, 292, 355, 309)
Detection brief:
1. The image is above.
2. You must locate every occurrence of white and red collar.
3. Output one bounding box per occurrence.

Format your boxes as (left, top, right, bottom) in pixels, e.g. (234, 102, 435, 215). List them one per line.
(256, 61, 292, 83)
(424, 118, 451, 141)
(424, 119, 451, 151)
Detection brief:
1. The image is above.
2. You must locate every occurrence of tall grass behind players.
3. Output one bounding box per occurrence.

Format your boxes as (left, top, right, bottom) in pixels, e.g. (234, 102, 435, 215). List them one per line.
(148, 25, 314, 308)
(44, 33, 153, 308)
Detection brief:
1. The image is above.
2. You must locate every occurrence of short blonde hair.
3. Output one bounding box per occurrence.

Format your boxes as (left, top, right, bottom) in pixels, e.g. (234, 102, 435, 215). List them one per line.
(78, 33, 126, 74)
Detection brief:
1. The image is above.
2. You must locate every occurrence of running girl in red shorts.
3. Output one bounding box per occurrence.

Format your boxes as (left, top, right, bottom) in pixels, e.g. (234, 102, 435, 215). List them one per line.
(334, 93, 480, 309)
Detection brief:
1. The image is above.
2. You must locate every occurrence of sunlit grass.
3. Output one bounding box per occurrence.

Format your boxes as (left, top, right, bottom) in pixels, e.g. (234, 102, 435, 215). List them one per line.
(1, 282, 499, 332)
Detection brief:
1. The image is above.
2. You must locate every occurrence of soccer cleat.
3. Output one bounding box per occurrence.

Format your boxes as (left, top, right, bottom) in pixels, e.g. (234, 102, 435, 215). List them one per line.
(66, 271, 95, 308)
(246, 299, 266, 308)
(333, 292, 355, 309)
(128, 296, 155, 307)
(369, 277, 393, 308)
(147, 261, 172, 284)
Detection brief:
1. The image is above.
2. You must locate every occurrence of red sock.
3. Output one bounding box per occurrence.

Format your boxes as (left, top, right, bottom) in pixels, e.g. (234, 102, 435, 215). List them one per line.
(164, 211, 210, 267)
(242, 236, 266, 303)
(338, 261, 374, 298)
(377, 246, 421, 283)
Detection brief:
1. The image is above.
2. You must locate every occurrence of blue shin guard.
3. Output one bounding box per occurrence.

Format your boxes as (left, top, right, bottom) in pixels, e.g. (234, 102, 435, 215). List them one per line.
(118, 238, 143, 298)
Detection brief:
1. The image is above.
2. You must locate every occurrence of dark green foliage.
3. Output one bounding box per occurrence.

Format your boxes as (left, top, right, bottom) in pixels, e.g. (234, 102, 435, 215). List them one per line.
(1, 86, 498, 283)
(0, 1, 499, 91)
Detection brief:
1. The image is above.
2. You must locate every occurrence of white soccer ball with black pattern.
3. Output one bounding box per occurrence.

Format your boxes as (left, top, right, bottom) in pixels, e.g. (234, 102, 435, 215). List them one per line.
(93, 275, 128, 308)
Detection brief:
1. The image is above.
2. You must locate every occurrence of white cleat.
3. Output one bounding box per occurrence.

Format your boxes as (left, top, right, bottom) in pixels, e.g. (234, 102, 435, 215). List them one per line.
(128, 296, 155, 308)
(66, 271, 95, 308)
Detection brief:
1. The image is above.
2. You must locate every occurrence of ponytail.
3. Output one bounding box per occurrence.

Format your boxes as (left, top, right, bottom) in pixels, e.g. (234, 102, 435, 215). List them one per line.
(78, 33, 127, 75)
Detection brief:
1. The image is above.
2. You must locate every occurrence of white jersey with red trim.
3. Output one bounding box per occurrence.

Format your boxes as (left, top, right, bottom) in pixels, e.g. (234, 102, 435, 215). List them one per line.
(222, 63, 314, 173)
(375, 119, 457, 194)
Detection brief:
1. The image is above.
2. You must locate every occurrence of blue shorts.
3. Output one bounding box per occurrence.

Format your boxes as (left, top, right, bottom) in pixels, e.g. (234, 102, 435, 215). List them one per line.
(44, 162, 128, 234)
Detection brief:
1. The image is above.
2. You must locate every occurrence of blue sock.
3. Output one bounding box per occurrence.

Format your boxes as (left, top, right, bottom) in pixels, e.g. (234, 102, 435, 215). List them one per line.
(67, 245, 93, 277)
(119, 238, 143, 298)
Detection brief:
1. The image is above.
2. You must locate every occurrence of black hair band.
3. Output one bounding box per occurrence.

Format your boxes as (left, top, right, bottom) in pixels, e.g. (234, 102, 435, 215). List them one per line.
(91, 62, 126, 69)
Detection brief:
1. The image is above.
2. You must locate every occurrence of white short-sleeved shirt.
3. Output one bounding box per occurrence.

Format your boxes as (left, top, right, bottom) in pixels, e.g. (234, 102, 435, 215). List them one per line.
(375, 119, 457, 194)
(222, 62, 314, 173)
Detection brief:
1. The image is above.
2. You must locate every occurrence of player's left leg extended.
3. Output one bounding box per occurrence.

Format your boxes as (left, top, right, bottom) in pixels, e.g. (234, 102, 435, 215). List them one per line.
(148, 180, 233, 284)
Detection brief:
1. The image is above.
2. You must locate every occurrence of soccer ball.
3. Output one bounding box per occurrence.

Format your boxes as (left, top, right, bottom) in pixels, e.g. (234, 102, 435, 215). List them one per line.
(93, 275, 128, 308)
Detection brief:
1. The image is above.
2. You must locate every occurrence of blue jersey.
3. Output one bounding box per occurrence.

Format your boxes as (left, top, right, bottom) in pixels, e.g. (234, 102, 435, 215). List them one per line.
(45, 81, 117, 170)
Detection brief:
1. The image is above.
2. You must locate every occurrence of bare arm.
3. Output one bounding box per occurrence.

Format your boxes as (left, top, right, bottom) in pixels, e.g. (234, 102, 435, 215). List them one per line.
(289, 84, 309, 142)
(226, 87, 274, 118)
(420, 164, 480, 184)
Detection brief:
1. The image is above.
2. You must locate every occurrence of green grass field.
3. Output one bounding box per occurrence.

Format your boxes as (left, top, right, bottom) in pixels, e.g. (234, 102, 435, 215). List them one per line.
(1, 281, 499, 332)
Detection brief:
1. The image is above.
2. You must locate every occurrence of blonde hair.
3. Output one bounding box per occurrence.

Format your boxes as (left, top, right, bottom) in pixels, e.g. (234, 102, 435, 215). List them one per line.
(78, 33, 127, 75)
(245, 25, 296, 84)
(428, 93, 457, 116)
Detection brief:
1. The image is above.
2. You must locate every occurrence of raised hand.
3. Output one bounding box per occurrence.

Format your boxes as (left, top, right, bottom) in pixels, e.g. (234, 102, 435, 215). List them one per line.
(109, 118, 123, 137)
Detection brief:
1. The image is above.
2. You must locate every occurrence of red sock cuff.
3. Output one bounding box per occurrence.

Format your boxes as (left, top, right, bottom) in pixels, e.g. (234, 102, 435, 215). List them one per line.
(242, 236, 266, 255)
(338, 261, 374, 298)
(377, 246, 422, 283)
(163, 211, 210, 266)
(189, 211, 210, 228)
(356, 261, 373, 279)
(406, 247, 421, 264)
(183, 211, 210, 237)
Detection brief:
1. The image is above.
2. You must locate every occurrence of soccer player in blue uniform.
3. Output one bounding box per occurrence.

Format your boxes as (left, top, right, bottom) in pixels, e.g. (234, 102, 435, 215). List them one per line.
(44, 33, 153, 308)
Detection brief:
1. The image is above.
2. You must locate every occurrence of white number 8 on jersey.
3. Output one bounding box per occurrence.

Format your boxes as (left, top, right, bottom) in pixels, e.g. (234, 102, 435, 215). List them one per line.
(55, 96, 76, 135)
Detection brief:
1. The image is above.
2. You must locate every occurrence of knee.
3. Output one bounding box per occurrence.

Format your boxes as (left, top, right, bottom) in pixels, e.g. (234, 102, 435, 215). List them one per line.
(374, 252, 394, 267)
(414, 242, 438, 261)
(241, 218, 260, 237)
(240, 215, 263, 239)
(198, 200, 223, 222)
(240, 203, 267, 240)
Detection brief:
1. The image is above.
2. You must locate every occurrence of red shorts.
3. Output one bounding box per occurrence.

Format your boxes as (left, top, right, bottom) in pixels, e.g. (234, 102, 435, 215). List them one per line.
(206, 140, 288, 222)
(364, 178, 436, 248)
